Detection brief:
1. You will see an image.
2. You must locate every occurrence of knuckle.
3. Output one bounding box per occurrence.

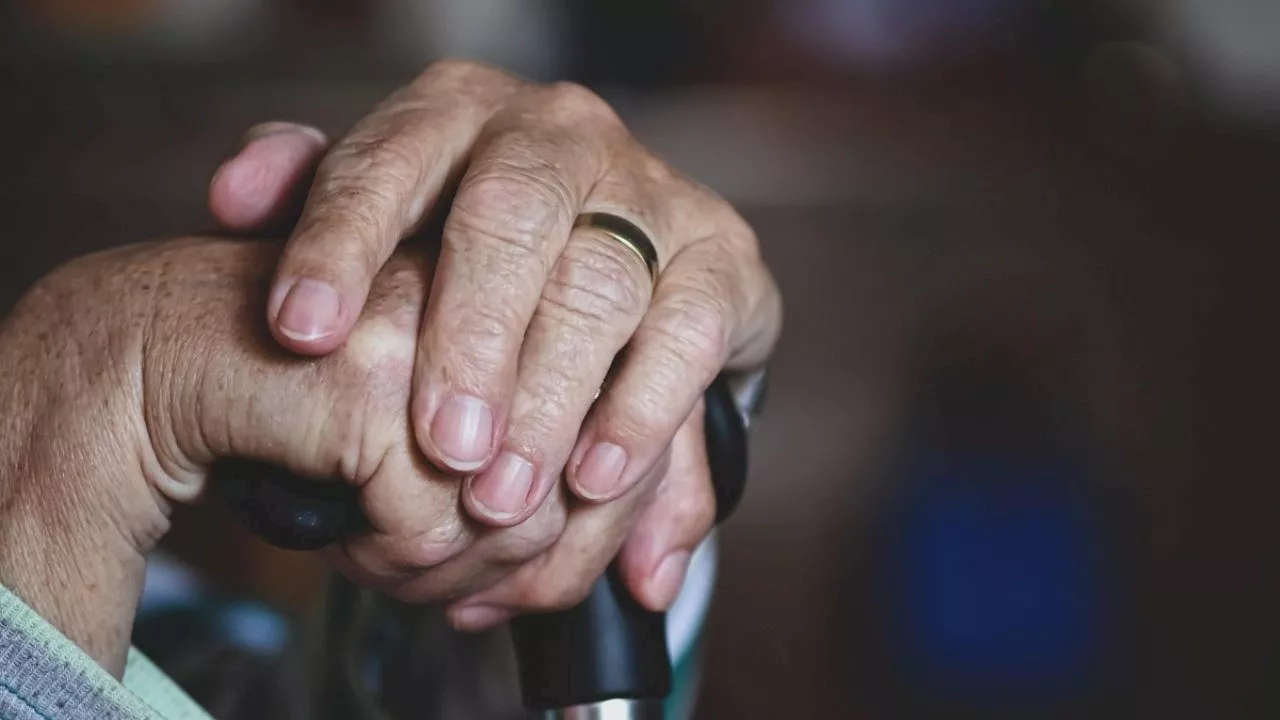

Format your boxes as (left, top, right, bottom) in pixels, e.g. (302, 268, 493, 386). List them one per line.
(512, 369, 574, 429)
(525, 498, 569, 547)
(466, 297, 524, 343)
(299, 185, 396, 262)
(449, 168, 572, 262)
(673, 478, 717, 536)
(313, 179, 395, 216)
(323, 134, 422, 193)
(547, 80, 598, 106)
(542, 241, 649, 328)
(412, 59, 521, 109)
(330, 381, 396, 482)
(639, 152, 678, 185)
(342, 317, 417, 391)
(386, 523, 467, 573)
(342, 535, 442, 582)
(606, 389, 670, 444)
(359, 253, 431, 327)
(545, 81, 622, 129)
(471, 151, 574, 212)
(494, 512, 565, 565)
(440, 300, 524, 380)
(507, 371, 584, 456)
(546, 80, 601, 107)
(720, 213, 763, 260)
(601, 294, 732, 443)
(424, 295, 524, 389)
(527, 522, 565, 558)
(424, 57, 479, 78)
(422, 58, 507, 85)
(646, 290, 731, 375)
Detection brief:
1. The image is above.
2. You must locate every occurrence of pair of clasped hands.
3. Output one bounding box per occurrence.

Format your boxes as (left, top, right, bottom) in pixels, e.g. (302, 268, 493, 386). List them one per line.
(0, 60, 781, 676)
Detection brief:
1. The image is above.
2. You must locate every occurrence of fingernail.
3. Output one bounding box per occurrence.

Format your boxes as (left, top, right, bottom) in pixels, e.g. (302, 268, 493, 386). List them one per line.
(650, 551, 691, 609)
(575, 443, 628, 500)
(245, 122, 327, 145)
(276, 278, 342, 341)
(450, 605, 511, 631)
(470, 452, 534, 519)
(431, 395, 494, 470)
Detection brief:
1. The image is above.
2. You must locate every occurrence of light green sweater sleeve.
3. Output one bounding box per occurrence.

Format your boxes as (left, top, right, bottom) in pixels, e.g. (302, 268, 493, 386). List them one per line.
(0, 584, 211, 720)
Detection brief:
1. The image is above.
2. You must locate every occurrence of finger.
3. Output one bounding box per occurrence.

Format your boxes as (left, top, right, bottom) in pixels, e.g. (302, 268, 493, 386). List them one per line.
(445, 445, 672, 631)
(330, 443, 475, 587)
(616, 407, 716, 611)
(566, 232, 759, 504)
(345, 483, 569, 605)
(412, 84, 626, 474)
(209, 122, 329, 232)
(268, 62, 519, 355)
(462, 196, 658, 524)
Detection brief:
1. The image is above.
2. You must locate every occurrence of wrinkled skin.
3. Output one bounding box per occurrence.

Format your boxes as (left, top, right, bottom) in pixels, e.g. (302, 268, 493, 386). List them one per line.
(0, 59, 785, 684)
(209, 59, 782, 539)
(0, 239, 714, 676)
(205, 60, 783, 633)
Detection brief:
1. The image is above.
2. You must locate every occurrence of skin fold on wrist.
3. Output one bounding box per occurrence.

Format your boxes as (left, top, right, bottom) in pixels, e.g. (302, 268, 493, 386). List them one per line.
(0, 244, 192, 676)
(0, 388, 149, 676)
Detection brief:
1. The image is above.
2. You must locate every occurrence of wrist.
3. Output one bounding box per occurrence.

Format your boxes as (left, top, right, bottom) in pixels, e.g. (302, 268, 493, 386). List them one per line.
(0, 248, 172, 674)
(0, 473, 150, 677)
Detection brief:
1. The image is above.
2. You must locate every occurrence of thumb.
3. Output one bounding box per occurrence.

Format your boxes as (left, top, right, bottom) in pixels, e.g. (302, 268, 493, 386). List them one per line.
(209, 122, 329, 233)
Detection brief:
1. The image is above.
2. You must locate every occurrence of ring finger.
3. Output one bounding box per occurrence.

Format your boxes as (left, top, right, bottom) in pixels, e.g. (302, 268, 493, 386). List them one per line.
(463, 172, 664, 525)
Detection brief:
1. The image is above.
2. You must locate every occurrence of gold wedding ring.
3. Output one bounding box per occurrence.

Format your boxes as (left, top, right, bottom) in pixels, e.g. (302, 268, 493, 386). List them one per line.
(574, 212, 660, 289)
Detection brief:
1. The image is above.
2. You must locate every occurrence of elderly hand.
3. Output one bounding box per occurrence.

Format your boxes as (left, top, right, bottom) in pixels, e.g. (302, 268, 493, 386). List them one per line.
(208, 60, 782, 537)
(0, 237, 724, 677)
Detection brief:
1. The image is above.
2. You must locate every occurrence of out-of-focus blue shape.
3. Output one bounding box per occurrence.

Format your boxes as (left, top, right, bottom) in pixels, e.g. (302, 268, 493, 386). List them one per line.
(882, 442, 1104, 704)
(216, 601, 291, 657)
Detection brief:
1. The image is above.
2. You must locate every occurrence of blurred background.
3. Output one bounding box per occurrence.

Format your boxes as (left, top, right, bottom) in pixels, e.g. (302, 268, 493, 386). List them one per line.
(2, 1, 1280, 718)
